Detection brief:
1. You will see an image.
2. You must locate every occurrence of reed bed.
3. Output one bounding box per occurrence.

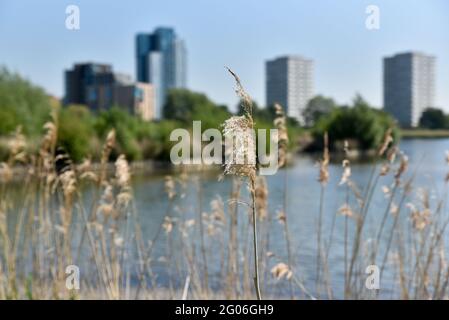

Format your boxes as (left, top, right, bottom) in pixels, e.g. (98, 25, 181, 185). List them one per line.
(1, 78, 449, 300)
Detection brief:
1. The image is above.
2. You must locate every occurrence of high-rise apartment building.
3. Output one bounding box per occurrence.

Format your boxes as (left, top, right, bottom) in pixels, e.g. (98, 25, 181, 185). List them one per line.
(136, 27, 187, 119)
(266, 55, 313, 123)
(383, 52, 436, 127)
(64, 62, 154, 121)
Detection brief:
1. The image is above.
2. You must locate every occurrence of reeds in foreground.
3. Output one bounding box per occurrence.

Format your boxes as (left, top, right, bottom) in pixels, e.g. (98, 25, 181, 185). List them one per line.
(223, 67, 261, 300)
(2, 80, 449, 300)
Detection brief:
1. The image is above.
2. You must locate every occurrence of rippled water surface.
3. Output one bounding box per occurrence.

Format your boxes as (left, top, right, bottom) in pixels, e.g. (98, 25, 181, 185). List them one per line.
(125, 138, 449, 298)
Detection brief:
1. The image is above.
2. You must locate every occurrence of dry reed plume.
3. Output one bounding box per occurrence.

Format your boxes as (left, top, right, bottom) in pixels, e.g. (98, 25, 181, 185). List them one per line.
(1, 78, 449, 301)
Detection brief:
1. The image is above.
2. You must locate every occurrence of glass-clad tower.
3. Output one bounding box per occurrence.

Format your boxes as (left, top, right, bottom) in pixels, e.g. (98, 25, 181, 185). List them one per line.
(136, 27, 187, 119)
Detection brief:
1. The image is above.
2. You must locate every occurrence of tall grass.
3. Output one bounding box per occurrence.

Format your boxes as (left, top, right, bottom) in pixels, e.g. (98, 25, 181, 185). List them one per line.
(1, 79, 449, 300)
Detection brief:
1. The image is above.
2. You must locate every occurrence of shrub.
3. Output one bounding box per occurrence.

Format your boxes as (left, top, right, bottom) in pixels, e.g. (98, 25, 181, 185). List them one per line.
(163, 89, 231, 129)
(419, 107, 449, 129)
(0, 67, 52, 136)
(58, 105, 95, 162)
(314, 96, 398, 151)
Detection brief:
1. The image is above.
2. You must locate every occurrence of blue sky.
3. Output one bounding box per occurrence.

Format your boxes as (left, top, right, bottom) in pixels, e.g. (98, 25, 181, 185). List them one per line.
(1, 0, 448, 111)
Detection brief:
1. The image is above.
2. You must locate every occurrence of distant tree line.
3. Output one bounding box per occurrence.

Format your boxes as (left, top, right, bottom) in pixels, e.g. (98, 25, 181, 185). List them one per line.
(5, 66, 437, 162)
(0, 67, 302, 162)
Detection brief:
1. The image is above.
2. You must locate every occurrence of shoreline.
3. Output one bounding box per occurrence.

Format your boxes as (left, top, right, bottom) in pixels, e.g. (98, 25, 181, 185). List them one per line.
(400, 129, 449, 139)
(4, 133, 449, 182)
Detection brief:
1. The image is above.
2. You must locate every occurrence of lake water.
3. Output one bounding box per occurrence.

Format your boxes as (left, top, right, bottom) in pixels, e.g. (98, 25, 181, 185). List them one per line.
(125, 138, 449, 298)
(5, 138, 449, 299)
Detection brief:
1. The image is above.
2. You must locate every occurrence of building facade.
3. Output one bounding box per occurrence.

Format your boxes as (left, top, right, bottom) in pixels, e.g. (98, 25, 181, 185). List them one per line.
(64, 63, 154, 120)
(266, 55, 313, 123)
(64, 63, 115, 110)
(383, 52, 436, 127)
(135, 27, 187, 119)
(114, 83, 154, 121)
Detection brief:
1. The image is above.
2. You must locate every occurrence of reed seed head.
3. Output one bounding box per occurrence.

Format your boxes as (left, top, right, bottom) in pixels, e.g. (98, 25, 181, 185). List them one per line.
(0, 163, 12, 184)
(41, 121, 57, 153)
(254, 176, 268, 220)
(210, 196, 226, 224)
(394, 151, 409, 183)
(378, 128, 393, 157)
(115, 155, 132, 207)
(101, 129, 116, 166)
(339, 159, 351, 185)
(60, 169, 76, 199)
(164, 176, 176, 200)
(222, 115, 256, 179)
(270, 262, 293, 280)
(222, 68, 257, 180)
(7, 126, 27, 163)
(390, 203, 399, 216)
(274, 103, 289, 168)
(226, 67, 253, 120)
(115, 155, 131, 189)
(276, 210, 286, 224)
(318, 132, 330, 185)
(162, 216, 173, 234)
(338, 203, 353, 218)
(408, 203, 431, 231)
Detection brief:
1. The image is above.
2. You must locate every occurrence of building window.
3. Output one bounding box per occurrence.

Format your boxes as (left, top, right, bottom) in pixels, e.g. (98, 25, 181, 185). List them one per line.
(134, 88, 143, 102)
(105, 87, 112, 101)
(88, 87, 97, 101)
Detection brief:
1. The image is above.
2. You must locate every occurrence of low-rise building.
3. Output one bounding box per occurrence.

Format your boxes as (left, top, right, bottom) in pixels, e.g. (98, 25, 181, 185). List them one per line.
(64, 63, 155, 120)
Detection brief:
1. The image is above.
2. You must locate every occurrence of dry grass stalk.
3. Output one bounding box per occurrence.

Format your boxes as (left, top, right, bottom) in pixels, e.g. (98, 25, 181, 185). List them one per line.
(316, 132, 329, 297)
(224, 67, 261, 300)
(3, 95, 449, 301)
(274, 103, 289, 168)
(318, 132, 330, 185)
(254, 176, 268, 220)
(378, 128, 393, 157)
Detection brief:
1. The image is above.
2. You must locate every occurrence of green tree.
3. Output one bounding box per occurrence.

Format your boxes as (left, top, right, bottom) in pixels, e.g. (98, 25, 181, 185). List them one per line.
(419, 107, 448, 129)
(314, 95, 397, 151)
(0, 106, 19, 135)
(0, 67, 52, 135)
(163, 89, 230, 129)
(94, 107, 145, 161)
(302, 95, 336, 127)
(58, 105, 95, 162)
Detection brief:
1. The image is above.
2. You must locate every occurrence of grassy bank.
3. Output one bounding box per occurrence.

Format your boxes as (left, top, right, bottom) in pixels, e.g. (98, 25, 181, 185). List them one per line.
(400, 129, 449, 139)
